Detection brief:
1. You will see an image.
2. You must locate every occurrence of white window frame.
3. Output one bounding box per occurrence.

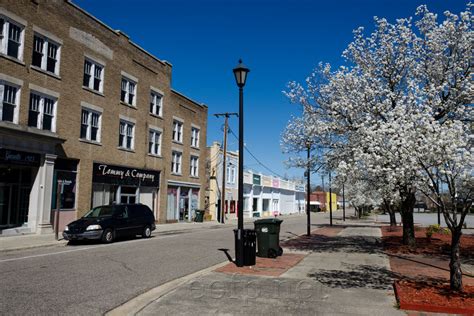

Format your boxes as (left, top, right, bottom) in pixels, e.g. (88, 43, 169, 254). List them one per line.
(191, 127, 200, 148)
(0, 13, 25, 61)
(83, 58, 104, 93)
(172, 120, 183, 143)
(171, 151, 182, 174)
(32, 33, 61, 75)
(80, 107, 102, 142)
(190, 155, 199, 177)
(150, 90, 163, 117)
(121, 77, 137, 106)
(148, 128, 162, 156)
(226, 165, 236, 184)
(28, 91, 57, 132)
(0, 80, 20, 124)
(119, 120, 135, 150)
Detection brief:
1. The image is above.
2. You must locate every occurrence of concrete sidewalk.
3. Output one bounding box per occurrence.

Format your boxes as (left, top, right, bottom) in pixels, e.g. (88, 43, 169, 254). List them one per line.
(109, 218, 403, 315)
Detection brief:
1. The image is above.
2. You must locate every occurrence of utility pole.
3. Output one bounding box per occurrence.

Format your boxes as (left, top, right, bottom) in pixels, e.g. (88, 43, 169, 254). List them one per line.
(214, 113, 238, 224)
(342, 183, 346, 221)
(329, 171, 333, 226)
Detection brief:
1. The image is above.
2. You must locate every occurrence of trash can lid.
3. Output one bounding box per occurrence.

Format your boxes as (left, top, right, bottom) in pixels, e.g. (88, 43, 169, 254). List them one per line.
(254, 218, 283, 225)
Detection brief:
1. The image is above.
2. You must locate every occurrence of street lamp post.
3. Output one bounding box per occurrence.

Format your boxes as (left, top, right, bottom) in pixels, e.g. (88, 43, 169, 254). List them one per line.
(329, 171, 333, 226)
(233, 59, 249, 267)
(306, 142, 311, 236)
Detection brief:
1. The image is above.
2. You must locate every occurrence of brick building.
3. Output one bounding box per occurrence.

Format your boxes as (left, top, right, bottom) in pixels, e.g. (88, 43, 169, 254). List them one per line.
(0, 0, 208, 235)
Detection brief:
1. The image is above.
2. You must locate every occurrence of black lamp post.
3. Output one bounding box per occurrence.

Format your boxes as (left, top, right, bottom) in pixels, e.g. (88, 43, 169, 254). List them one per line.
(233, 59, 249, 267)
(305, 142, 311, 236)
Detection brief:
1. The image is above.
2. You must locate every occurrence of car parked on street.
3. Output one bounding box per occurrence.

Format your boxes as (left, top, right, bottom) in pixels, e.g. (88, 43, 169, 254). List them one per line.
(63, 204, 156, 243)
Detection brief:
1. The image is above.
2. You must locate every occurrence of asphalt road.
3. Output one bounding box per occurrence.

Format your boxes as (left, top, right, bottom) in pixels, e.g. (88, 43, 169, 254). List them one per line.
(0, 211, 339, 315)
(375, 212, 474, 231)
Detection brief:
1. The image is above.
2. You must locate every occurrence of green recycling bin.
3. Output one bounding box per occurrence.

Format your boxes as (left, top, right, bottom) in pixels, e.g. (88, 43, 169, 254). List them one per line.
(194, 210, 204, 222)
(254, 218, 283, 258)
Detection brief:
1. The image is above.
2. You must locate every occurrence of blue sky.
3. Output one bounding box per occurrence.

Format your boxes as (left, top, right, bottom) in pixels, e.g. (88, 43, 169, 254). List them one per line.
(75, 0, 467, 183)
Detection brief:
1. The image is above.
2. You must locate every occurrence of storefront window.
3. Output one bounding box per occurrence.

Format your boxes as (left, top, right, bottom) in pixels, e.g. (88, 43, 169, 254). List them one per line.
(52, 159, 78, 210)
(167, 187, 178, 221)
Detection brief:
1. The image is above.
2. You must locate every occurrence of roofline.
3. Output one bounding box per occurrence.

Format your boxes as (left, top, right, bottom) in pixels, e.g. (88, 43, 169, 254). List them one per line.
(171, 89, 207, 109)
(66, 1, 172, 68)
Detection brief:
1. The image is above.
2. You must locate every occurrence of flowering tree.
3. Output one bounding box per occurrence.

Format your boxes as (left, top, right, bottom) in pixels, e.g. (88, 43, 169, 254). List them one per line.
(283, 4, 472, 291)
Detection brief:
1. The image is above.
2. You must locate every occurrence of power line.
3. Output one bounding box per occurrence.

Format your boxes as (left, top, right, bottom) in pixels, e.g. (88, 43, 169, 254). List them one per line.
(228, 127, 285, 179)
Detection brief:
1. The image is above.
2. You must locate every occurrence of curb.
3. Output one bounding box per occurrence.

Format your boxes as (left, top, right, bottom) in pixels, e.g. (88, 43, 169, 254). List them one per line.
(0, 241, 68, 253)
(105, 261, 229, 316)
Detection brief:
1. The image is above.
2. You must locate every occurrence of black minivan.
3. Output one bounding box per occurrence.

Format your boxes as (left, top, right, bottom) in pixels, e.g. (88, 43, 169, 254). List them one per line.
(63, 204, 156, 243)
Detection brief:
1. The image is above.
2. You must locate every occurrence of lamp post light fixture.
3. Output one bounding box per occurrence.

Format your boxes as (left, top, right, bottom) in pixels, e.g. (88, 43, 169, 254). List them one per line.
(233, 59, 249, 267)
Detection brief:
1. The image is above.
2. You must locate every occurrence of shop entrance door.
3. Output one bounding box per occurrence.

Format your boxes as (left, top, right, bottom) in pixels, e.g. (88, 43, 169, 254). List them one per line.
(179, 188, 190, 221)
(0, 168, 32, 229)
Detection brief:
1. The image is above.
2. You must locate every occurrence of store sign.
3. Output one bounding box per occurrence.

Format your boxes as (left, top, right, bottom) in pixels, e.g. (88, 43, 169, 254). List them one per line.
(0, 149, 41, 166)
(252, 174, 261, 186)
(272, 178, 280, 188)
(93, 163, 160, 187)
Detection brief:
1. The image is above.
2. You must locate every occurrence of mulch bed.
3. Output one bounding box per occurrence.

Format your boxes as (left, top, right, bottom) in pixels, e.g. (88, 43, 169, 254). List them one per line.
(381, 225, 474, 314)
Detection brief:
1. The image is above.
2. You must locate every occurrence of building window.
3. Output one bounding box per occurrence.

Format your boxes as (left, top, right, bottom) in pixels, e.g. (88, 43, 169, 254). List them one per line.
(0, 82, 19, 123)
(80, 108, 101, 142)
(32, 34, 60, 75)
(171, 151, 182, 174)
(227, 165, 236, 184)
(148, 129, 161, 156)
(28, 92, 57, 132)
(120, 77, 136, 106)
(83, 59, 104, 93)
(190, 156, 199, 177)
(172, 120, 183, 143)
(150, 91, 162, 116)
(0, 17, 24, 60)
(119, 120, 134, 150)
(191, 127, 200, 148)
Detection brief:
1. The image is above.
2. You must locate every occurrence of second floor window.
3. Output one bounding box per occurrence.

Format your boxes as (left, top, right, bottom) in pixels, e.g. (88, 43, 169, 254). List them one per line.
(191, 127, 200, 147)
(28, 92, 56, 132)
(119, 120, 134, 150)
(80, 108, 101, 142)
(121, 77, 136, 106)
(148, 129, 161, 156)
(190, 156, 199, 177)
(150, 91, 162, 116)
(0, 17, 23, 60)
(83, 59, 104, 92)
(172, 120, 183, 143)
(0, 83, 19, 123)
(32, 34, 60, 75)
(171, 151, 182, 174)
(226, 165, 236, 184)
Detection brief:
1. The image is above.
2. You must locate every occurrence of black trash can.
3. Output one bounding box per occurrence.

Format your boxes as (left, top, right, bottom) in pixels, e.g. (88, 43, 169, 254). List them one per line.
(194, 210, 204, 222)
(234, 229, 256, 266)
(254, 218, 283, 258)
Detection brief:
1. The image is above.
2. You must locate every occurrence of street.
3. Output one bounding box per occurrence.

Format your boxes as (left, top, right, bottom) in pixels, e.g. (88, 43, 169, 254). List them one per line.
(0, 212, 337, 315)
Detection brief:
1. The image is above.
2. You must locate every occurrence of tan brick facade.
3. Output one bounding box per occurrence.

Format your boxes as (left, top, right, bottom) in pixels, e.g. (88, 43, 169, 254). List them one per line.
(0, 0, 207, 232)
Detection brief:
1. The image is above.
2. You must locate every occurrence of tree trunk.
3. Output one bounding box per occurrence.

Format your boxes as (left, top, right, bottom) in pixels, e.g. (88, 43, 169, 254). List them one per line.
(400, 192, 416, 246)
(450, 229, 463, 291)
(389, 211, 397, 226)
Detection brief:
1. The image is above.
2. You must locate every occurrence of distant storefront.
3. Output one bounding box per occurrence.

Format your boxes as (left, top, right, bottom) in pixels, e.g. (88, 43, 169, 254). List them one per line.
(166, 180, 200, 222)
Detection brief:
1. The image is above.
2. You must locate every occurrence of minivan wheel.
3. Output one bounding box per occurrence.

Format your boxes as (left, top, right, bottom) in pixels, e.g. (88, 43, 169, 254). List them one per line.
(102, 228, 114, 243)
(142, 225, 152, 238)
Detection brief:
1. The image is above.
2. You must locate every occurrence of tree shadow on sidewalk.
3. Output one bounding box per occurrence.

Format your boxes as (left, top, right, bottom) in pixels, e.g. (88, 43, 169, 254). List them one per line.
(308, 263, 446, 290)
(281, 234, 384, 255)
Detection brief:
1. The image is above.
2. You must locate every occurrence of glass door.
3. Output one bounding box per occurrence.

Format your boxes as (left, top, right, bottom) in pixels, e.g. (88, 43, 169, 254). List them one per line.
(179, 188, 190, 221)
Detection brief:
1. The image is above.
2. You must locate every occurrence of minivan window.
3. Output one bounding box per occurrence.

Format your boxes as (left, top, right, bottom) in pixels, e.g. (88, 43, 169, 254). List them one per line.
(83, 205, 114, 218)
